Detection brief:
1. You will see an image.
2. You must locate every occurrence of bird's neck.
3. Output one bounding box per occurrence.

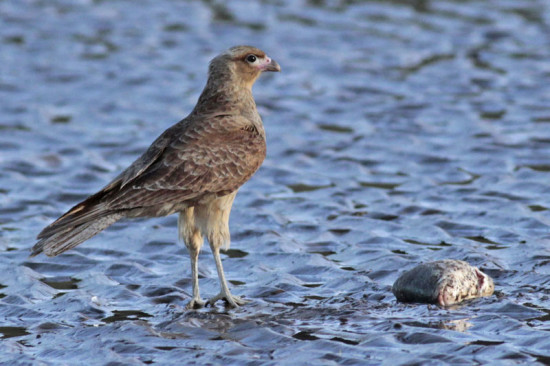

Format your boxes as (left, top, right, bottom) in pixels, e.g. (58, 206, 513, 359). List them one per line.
(193, 83, 258, 119)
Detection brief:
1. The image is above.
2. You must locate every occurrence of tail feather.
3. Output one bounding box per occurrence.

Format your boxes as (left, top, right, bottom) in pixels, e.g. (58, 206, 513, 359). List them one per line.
(32, 182, 125, 257)
(31, 213, 123, 257)
(37, 194, 111, 240)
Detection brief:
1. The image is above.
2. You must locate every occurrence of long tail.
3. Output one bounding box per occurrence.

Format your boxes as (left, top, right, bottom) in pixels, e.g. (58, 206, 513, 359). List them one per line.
(31, 191, 123, 257)
(31, 214, 123, 257)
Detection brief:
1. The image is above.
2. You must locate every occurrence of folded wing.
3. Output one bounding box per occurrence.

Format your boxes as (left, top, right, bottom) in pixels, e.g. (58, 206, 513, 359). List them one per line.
(32, 114, 266, 257)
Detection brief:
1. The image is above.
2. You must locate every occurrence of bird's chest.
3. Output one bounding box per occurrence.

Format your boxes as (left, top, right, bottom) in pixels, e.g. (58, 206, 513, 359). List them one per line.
(246, 110, 266, 142)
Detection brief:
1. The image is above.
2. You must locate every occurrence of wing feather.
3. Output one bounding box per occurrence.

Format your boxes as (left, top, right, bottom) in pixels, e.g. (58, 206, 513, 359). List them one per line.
(105, 114, 266, 211)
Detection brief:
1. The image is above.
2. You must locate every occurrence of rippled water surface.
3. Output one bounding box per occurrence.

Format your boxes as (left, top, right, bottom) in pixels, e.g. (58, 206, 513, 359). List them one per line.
(1, 0, 550, 364)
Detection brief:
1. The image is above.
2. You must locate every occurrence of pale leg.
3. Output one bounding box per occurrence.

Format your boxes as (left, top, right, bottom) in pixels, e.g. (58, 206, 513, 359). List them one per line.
(195, 192, 247, 307)
(206, 244, 247, 307)
(187, 247, 205, 309)
(179, 209, 205, 309)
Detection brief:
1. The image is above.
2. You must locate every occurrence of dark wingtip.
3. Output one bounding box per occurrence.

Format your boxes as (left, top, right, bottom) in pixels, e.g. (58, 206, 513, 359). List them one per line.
(29, 241, 44, 258)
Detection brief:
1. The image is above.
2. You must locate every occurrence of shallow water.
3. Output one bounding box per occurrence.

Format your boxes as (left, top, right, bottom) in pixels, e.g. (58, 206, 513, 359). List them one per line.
(1, 0, 550, 364)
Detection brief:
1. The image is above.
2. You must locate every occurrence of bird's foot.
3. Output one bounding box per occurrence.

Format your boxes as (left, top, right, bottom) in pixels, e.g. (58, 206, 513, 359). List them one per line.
(186, 297, 206, 309)
(206, 291, 248, 308)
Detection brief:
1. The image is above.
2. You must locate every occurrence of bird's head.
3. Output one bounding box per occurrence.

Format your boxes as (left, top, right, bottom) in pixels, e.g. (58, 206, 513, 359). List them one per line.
(208, 45, 281, 90)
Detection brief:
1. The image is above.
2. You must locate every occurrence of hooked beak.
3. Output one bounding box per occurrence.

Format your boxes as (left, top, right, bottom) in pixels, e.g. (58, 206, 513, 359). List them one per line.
(261, 56, 281, 72)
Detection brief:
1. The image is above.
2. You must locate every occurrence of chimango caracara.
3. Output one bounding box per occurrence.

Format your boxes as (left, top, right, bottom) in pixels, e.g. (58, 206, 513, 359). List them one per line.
(31, 46, 281, 308)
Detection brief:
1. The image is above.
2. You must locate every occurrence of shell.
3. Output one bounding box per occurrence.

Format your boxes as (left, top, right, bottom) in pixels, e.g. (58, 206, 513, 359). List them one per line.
(392, 260, 494, 306)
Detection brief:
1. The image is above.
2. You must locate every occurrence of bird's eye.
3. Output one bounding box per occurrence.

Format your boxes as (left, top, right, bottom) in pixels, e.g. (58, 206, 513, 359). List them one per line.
(246, 54, 257, 63)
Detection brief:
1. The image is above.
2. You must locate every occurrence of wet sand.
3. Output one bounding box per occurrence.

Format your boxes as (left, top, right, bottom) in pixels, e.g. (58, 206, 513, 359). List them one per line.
(1, 0, 550, 364)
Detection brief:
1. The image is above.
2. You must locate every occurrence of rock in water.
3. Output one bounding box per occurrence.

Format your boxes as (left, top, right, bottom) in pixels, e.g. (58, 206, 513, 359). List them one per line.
(392, 260, 494, 306)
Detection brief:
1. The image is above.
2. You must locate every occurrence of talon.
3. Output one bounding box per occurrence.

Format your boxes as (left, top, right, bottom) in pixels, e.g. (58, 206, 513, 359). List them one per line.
(186, 298, 206, 309)
(206, 292, 248, 308)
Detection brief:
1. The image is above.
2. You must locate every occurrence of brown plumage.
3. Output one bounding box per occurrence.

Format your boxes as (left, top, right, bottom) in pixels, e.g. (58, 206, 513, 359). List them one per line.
(32, 45, 281, 308)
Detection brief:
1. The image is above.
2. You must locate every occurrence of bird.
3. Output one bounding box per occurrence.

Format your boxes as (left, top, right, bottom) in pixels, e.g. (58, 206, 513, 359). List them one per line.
(31, 45, 281, 308)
